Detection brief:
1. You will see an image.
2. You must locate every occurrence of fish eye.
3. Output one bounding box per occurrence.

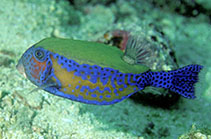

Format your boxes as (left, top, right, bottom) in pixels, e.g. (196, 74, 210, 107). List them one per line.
(34, 48, 46, 61)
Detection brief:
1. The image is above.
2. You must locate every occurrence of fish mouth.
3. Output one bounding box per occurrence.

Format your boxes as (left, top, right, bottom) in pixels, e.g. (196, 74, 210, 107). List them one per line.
(43, 66, 53, 81)
(16, 59, 27, 78)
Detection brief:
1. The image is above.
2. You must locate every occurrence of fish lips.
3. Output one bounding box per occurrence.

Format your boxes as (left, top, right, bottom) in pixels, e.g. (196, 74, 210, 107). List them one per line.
(16, 58, 27, 78)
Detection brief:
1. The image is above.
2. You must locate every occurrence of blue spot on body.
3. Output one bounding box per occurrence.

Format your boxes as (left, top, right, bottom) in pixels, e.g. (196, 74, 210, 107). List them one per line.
(104, 87, 111, 93)
(99, 90, 104, 93)
(75, 85, 80, 89)
(106, 95, 111, 98)
(114, 89, 117, 93)
(88, 88, 95, 93)
(90, 77, 97, 84)
(124, 84, 127, 88)
(91, 94, 97, 98)
(119, 88, 123, 91)
(81, 75, 87, 80)
(80, 86, 88, 92)
(113, 89, 119, 96)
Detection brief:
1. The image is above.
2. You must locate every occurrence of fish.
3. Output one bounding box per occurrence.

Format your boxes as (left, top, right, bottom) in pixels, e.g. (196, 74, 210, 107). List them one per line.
(16, 37, 203, 105)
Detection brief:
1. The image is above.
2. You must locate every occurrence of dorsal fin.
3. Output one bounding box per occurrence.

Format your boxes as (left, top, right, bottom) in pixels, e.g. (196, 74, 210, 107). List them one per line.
(122, 36, 153, 65)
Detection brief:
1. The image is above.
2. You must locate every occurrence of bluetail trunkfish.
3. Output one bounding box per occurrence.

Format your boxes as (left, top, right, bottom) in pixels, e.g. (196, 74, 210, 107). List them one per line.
(16, 37, 203, 105)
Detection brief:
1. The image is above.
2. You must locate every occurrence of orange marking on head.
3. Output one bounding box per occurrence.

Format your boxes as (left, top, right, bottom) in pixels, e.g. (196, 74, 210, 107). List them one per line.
(30, 57, 47, 81)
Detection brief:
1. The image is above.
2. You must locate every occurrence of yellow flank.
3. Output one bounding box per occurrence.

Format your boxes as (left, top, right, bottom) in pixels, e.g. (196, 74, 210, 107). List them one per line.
(51, 56, 138, 102)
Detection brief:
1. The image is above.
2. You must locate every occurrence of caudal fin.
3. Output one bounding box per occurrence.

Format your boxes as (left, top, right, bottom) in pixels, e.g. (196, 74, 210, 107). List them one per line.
(169, 65, 203, 99)
(136, 65, 203, 99)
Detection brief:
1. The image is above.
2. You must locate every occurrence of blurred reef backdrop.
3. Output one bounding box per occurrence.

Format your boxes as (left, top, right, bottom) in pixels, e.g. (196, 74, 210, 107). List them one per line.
(0, 0, 211, 138)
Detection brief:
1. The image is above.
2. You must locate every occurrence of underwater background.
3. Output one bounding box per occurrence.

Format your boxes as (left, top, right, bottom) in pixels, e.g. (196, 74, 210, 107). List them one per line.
(0, 0, 211, 138)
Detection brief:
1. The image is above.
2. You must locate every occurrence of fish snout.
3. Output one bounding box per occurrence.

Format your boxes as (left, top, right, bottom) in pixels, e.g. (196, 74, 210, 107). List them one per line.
(16, 59, 27, 78)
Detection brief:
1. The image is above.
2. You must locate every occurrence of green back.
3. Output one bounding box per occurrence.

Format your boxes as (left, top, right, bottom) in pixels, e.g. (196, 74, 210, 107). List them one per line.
(35, 37, 149, 73)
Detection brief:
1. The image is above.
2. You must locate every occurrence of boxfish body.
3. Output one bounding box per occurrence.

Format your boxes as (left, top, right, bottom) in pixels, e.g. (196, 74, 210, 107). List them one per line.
(16, 38, 203, 105)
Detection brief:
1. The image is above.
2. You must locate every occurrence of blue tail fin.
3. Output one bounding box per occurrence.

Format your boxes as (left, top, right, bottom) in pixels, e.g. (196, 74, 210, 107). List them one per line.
(168, 65, 203, 98)
(136, 65, 203, 99)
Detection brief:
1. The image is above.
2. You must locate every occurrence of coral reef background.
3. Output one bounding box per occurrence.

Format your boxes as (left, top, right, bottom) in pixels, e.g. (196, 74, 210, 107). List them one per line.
(0, 0, 210, 138)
